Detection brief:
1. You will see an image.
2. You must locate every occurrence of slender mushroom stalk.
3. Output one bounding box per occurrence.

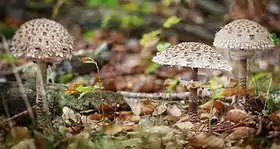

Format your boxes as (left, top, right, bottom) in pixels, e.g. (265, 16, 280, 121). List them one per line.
(188, 68, 198, 122)
(213, 19, 275, 89)
(152, 42, 232, 123)
(238, 59, 247, 88)
(10, 18, 74, 130)
(230, 49, 255, 89)
(36, 62, 52, 129)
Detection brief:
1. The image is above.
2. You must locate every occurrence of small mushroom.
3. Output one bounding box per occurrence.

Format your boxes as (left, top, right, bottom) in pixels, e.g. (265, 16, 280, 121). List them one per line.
(152, 42, 232, 122)
(213, 19, 275, 89)
(10, 18, 74, 129)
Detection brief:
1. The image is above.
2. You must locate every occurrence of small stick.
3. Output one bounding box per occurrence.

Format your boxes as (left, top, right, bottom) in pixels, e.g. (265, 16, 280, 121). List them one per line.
(117, 91, 190, 100)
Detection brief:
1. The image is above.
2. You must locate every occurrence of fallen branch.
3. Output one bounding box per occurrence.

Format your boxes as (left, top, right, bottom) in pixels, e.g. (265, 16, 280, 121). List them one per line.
(1, 82, 212, 115)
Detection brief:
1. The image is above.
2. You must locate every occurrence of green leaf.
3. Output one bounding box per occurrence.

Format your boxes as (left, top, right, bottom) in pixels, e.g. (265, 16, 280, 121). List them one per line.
(87, 0, 118, 8)
(101, 13, 114, 28)
(211, 88, 225, 99)
(139, 2, 152, 13)
(83, 30, 96, 42)
(165, 78, 179, 92)
(272, 33, 280, 46)
(0, 54, 16, 63)
(163, 16, 181, 28)
(122, 3, 139, 12)
(104, 0, 118, 8)
(156, 42, 171, 52)
(76, 86, 93, 93)
(58, 73, 73, 84)
(82, 57, 97, 64)
(162, 0, 172, 7)
(145, 63, 161, 74)
(140, 29, 162, 46)
(87, 0, 103, 7)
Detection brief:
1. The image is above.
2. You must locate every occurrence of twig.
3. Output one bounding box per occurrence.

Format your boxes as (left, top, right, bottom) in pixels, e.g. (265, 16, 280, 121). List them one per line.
(0, 107, 34, 126)
(117, 91, 211, 101)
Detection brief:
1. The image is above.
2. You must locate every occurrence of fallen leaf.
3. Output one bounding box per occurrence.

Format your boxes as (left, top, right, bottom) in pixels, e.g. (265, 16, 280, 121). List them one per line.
(88, 113, 103, 121)
(141, 99, 157, 115)
(222, 88, 255, 97)
(11, 139, 36, 149)
(152, 102, 167, 116)
(226, 127, 256, 141)
(65, 84, 82, 94)
(67, 125, 84, 134)
(62, 106, 81, 125)
(189, 133, 225, 149)
(8, 126, 29, 142)
(227, 109, 248, 123)
(125, 98, 141, 115)
(122, 124, 139, 132)
(173, 121, 194, 131)
(102, 123, 124, 135)
(146, 126, 176, 135)
(268, 110, 280, 124)
(167, 105, 182, 117)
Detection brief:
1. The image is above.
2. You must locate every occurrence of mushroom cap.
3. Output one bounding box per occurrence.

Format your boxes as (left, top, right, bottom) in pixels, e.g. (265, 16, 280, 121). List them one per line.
(152, 42, 232, 71)
(10, 18, 74, 64)
(213, 19, 275, 50)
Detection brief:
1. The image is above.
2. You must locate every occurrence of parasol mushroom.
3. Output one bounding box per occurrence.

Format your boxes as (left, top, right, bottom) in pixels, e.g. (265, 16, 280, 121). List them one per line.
(213, 19, 275, 89)
(10, 18, 74, 129)
(152, 42, 232, 122)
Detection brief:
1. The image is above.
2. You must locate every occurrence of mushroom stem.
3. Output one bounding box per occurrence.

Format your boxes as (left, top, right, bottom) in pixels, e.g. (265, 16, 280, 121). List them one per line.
(187, 68, 199, 122)
(36, 62, 52, 129)
(239, 59, 247, 89)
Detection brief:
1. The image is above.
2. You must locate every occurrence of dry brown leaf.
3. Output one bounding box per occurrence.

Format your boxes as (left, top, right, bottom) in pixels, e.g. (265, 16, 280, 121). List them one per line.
(118, 111, 134, 121)
(222, 88, 255, 97)
(125, 98, 141, 115)
(67, 125, 84, 134)
(11, 139, 36, 149)
(102, 123, 124, 135)
(141, 99, 157, 115)
(167, 105, 182, 117)
(88, 113, 103, 121)
(199, 100, 213, 112)
(152, 102, 167, 116)
(226, 126, 256, 141)
(122, 124, 139, 132)
(65, 83, 82, 94)
(173, 121, 194, 131)
(97, 104, 115, 113)
(9, 126, 29, 142)
(189, 133, 225, 149)
(227, 109, 248, 123)
(268, 110, 280, 124)
(199, 100, 226, 113)
(177, 115, 189, 123)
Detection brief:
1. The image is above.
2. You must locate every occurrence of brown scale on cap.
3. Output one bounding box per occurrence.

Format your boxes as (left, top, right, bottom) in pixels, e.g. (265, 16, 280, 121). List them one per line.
(10, 18, 74, 64)
(152, 42, 232, 71)
(213, 19, 275, 50)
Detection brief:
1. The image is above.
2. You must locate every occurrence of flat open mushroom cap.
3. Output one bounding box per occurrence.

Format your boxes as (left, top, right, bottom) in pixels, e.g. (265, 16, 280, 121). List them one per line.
(213, 19, 275, 50)
(152, 42, 232, 71)
(10, 18, 74, 64)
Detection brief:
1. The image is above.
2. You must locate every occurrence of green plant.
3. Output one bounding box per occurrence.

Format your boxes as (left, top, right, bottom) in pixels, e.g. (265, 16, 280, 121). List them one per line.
(143, 16, 181, 74)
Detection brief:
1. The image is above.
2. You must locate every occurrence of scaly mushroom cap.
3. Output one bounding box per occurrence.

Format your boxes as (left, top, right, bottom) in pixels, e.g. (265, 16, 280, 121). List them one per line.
(10, 18, 74, 64)
(213, 19, 275, 50)
(152, 42, 232, 71)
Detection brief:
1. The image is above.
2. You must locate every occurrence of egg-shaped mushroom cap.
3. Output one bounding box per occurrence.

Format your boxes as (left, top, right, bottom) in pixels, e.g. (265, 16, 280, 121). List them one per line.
(10, 18, 74, 64)
(152, 42, 232, 71)
(213, 19, 275, 50)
